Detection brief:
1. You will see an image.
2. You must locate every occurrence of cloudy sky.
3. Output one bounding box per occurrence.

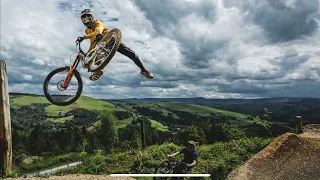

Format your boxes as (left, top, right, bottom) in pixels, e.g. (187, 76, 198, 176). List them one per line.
(1, 0, 320, 99)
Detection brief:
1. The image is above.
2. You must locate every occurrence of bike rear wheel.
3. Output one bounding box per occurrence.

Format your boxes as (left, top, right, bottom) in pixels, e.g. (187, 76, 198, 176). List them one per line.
(89, 28, 122, 72)
(43, 66, 83, 106)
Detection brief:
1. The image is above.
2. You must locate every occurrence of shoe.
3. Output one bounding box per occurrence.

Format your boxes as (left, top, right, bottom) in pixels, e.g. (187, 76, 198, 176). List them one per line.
(89, 70, 103, 81)
(140, 70, 154, 79)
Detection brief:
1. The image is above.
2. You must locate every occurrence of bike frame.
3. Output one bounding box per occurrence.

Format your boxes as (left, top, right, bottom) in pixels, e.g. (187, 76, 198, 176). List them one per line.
(61, 43, 85, 88)
(165, 158, 189, 174)
(60, 33, 116, 89)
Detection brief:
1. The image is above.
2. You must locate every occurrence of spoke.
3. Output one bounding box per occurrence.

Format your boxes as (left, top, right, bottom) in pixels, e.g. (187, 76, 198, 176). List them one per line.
(47, 70, 79, 103)
(89, 33, 118, 71)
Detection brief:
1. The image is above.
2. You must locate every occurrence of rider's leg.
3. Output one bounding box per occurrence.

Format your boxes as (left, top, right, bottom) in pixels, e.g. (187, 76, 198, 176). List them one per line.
(117, 42, 154, 79)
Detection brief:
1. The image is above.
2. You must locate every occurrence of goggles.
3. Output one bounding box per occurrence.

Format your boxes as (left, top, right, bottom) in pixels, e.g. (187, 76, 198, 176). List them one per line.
(81, 16, 92, 24)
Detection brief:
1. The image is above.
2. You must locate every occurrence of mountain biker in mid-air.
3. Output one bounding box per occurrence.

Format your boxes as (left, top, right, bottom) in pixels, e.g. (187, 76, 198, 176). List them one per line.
(167, 140, 198, 178)
(76, 9, 154, 81)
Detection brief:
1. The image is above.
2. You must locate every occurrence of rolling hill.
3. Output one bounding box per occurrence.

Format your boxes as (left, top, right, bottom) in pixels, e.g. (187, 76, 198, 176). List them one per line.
(9, 94, 258, 132)
(110, 97, 320, 124)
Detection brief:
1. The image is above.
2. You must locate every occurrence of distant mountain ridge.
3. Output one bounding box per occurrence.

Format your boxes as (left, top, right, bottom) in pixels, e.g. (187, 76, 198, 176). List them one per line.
(107, 96, 320, 124)
(9, 93, 320, 105)
(108, 97, 320, 105)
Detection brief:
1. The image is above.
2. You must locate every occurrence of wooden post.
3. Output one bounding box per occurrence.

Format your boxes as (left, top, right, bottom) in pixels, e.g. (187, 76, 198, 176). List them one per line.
(0, 60, 12, 177)
(296, 116, 303, 134)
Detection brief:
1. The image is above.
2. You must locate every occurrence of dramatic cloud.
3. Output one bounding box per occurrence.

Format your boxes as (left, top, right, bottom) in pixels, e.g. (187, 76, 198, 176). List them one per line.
(1, 0, 319, 99)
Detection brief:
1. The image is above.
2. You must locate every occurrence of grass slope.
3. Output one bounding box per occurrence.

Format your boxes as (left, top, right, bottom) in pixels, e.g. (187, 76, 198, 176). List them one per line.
(45, 96, 116, 117)
(94, 117, 168, 131)
(10, 96, 50, 109)
(155, 102, 247, 119)
(10, 138, 271, 177)
(150, 119, 169, 131)
(112, 101, 254, 126)
(10, 95, 169, 131)
(10, 95, 254, 128)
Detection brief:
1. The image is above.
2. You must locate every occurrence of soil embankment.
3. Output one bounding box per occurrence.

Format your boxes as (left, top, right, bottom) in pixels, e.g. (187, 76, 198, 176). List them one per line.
(228, 124, 320, 180)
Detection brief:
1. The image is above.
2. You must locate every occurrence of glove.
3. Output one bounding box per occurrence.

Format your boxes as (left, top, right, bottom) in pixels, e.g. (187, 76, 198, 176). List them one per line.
(76, 36, 85, 43)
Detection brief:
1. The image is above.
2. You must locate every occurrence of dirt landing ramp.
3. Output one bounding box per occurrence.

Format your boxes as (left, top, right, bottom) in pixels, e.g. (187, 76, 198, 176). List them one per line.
(228, 125, 320, 180)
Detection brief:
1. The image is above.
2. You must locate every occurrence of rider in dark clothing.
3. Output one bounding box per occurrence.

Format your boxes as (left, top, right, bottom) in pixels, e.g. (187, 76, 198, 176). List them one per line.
(168, 141, 198, 179)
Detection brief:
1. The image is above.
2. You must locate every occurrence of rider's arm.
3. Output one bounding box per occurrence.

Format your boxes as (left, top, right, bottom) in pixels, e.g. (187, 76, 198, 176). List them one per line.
(188, 160, 197, 167)
(188, 152, 198, 167)
(169, 148, 185, 157)
(168, 151, 180, 157)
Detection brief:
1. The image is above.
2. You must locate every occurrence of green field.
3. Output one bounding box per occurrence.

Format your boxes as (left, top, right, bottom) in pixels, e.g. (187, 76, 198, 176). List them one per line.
(11, 95, 117, 117)
(94, 117, 168, 131)
(155, 102, 247, 119)
(115, 117, 135, 129)
(10, 96, 50, 109)
(114, 102, 173, 115)
(45, 96, 117, 117)
(110, 101, 260, 127)
(48, 115, 74, 123)
(150, 119, 169, 131)
(114, 101, 249, 120)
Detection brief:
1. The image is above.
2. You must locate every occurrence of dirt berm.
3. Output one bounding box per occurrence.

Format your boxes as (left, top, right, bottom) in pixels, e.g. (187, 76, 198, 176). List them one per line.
(228, 124, 320, 180)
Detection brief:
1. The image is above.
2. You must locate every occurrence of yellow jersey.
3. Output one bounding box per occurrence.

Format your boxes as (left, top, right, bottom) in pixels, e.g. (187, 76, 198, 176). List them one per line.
(84, 20, 109, 52)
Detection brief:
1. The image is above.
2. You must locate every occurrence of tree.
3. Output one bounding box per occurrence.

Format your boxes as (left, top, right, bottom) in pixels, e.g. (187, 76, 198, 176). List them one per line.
(178, 125, 205, 145)
(98, 110, 118, 153)
(28, 124, 47, 155)
(263, 108, 272, 122)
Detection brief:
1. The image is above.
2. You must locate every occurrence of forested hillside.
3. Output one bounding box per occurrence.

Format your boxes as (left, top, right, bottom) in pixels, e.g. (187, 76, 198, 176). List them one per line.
(7, 93, 301, 179)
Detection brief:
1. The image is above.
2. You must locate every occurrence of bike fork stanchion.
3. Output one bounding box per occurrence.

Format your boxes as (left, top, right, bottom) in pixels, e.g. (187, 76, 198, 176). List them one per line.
(61, 66, 74, 88)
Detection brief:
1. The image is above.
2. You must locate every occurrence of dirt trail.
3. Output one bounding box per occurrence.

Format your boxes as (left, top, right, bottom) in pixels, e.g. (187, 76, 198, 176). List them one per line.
(227, 124, 320, 180)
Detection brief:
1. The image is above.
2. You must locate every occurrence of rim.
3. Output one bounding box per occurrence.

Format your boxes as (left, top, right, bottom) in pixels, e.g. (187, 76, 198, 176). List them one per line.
(90, 32, 117, 70)
(46, 69, 80, 104)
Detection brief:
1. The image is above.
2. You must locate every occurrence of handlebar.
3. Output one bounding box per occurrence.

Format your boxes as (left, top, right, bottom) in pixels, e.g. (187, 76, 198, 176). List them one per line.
(76, 41, 85, 55)
(167, 156, 189, 166)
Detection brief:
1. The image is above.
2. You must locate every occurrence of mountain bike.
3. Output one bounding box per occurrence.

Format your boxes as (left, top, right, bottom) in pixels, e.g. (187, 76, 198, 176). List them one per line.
(43, 28, 122, 106)
(153, 157, 189, 180)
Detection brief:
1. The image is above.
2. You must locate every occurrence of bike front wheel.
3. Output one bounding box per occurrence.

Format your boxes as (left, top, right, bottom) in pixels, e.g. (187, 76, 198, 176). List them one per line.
(43, 66, 83, 106)
(154, 159, 173, 180)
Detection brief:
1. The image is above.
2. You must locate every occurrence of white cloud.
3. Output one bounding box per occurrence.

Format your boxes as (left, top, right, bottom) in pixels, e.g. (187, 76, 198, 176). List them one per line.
(22, 74, 33, 81)
(1, 0, 320, 99)
(32, 58, 46, 66)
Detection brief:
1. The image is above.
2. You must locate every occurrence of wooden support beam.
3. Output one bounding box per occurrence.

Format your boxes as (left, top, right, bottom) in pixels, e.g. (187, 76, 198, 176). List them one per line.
(0, 60, 12, 177)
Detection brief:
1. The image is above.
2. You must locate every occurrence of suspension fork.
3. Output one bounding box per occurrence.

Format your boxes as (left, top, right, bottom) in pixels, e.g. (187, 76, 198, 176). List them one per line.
(61, 55, 81, 88)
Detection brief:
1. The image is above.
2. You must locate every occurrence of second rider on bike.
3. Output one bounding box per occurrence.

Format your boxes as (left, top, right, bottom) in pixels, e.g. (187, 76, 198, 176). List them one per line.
(167, 140, 198, 176)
